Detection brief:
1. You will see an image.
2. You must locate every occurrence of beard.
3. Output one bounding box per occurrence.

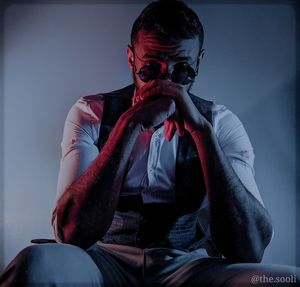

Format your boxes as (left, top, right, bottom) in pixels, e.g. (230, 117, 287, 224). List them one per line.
(132, 72, 138, 89)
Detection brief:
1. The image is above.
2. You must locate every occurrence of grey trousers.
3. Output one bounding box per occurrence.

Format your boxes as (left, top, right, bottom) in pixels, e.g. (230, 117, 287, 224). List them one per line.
(0, 242, 299, 287)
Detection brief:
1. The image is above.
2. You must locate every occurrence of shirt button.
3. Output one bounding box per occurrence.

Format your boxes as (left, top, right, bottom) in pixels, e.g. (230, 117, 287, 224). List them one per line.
(140, 216, 147, 224)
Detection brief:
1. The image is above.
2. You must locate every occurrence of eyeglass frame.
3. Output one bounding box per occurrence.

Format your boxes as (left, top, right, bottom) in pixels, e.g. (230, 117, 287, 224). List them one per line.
(128, 45, 200, 85)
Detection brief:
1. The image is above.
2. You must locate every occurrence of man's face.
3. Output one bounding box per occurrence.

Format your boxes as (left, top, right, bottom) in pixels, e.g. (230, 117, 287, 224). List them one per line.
(127, 30, 203, 92)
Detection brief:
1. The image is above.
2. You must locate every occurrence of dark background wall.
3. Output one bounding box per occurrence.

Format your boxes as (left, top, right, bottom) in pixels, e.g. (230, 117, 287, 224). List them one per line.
(0, 0, 299, 269)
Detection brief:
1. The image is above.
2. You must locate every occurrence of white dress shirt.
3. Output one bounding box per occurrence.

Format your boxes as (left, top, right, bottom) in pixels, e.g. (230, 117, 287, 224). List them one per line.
(56, 93, 264, 206)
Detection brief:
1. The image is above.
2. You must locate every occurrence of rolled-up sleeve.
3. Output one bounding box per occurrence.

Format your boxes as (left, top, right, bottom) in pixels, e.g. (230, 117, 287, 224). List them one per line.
(56, 95, 104, 200)
(212, 104, 264, 206)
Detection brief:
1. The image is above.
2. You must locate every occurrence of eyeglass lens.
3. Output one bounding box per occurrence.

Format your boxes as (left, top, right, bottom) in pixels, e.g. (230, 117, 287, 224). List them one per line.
(137, 61, 197, 85)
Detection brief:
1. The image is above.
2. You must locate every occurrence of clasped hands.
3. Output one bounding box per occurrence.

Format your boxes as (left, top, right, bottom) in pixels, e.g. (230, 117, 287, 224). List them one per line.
(128, 79, 210, 141)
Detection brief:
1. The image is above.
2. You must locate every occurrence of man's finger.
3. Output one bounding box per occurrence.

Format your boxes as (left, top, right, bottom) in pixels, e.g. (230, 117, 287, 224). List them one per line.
(171, 109, 184, 136)
(164, 119, 170, 139)
(174, 119, 185, 137)
(139, 86, 161, 102)
(165, 119, 177, 142)
(133, 81, 158, 104)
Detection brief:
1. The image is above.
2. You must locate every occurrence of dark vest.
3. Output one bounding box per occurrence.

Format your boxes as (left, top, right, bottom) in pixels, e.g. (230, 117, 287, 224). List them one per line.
(96, 84, 219, 255)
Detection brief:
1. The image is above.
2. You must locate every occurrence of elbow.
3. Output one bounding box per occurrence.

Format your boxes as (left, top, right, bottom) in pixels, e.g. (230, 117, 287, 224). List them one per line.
(52, 201, 90, 248)
(52, 213, 77, 245)
(222, 227, 273, 264)
(53, 220, 95, 249)
(52, 198, 115, 249)
(213, 224, 273, 264)
(52, 207, 65, 244)
(52, 211, 109, 249)
(52, 210, 93, 249)
(262, 211, 274, 248)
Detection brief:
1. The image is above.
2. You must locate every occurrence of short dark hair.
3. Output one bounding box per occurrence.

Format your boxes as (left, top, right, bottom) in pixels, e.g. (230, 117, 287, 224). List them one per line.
(131, 0, 204, 49)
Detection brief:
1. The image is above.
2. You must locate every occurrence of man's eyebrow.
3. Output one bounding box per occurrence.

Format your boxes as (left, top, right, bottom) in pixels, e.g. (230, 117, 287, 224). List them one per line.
(143, 53, 192, 62)
(143, 53, 167, 61)
(174, 55, 193, 61)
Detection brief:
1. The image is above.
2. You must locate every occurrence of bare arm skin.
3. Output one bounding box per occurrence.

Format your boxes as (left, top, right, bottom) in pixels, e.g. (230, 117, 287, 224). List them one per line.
(137, 79, 273, 263)
(53, 97, 175, 249)
(190, 127, 273, 263)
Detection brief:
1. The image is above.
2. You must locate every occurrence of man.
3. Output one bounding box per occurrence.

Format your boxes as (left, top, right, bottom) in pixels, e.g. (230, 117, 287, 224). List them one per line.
(0, 1, 299, 286)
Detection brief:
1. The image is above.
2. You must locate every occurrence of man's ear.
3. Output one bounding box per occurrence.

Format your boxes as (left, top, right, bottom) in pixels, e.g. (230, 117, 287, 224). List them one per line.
(200, 48, 205, 59)
(198, 48, 205, 64)
(127, 45, 134, 72)
(196, 48, 205, 74)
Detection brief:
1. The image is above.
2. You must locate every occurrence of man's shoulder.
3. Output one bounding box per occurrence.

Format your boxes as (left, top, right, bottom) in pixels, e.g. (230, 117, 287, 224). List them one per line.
(211, 103, 241, 128)
(187, 93, 242, 130)
(62, 85, 135, 139)
(72, 84, 135, 122)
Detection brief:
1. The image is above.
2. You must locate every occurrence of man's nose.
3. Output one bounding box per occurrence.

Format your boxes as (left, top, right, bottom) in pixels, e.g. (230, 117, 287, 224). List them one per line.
(160, 61, 175, 72)
(159, 62, 173, 79)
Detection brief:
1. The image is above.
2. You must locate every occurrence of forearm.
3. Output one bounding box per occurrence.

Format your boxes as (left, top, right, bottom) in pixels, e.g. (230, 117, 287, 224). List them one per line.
(191, 126, 273, 262)
(54, 114, 141, 248)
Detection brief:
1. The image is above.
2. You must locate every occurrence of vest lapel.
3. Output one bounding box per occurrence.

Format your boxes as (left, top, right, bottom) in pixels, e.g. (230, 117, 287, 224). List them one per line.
(97, 84, 134, 151)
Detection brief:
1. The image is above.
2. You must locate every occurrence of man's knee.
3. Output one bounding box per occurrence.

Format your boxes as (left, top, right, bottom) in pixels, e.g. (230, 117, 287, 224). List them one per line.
(11, 243, 91, 271)
(0, 243, 103, 287)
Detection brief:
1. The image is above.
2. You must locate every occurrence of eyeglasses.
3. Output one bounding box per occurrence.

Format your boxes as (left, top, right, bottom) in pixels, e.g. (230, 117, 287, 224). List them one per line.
(131, 48, 199, 85)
